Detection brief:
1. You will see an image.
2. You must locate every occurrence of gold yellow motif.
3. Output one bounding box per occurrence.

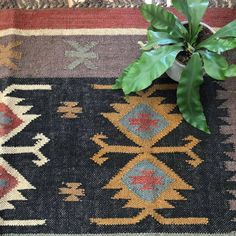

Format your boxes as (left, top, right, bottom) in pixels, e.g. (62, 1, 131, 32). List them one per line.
(91, 84, 202, 168)
(92, 130, 201, 167)
(91, 154, 208, 225)
(90, 83, 207, 225)
(59, 182, 85, 202)
(57, 102, 82, 119)
(0, 41, 22, 70)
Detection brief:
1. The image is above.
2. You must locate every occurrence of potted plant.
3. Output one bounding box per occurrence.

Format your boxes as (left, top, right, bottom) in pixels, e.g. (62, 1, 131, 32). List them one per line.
(113, 0, 236, 134)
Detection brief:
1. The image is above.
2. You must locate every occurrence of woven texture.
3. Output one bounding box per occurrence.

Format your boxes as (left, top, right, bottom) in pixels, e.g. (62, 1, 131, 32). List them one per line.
(0, 7, 236, 235)
(0, 0, 235, 9)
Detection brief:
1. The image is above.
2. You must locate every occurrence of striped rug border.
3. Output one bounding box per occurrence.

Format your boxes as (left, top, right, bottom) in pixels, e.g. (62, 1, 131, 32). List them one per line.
(0, 8, 235, 30)
(0, 0, 235, 9)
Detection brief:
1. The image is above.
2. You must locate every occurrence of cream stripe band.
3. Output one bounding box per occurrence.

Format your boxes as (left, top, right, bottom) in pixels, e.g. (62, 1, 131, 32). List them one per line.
(1, 220, 46, 226)
(0, 28, 147, 37)
(0, 28, 220, 37)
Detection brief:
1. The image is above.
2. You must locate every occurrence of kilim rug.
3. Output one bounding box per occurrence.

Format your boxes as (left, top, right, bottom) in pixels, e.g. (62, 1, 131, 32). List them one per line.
(0, 0, 235, 9)
(0, 6, 236, 236)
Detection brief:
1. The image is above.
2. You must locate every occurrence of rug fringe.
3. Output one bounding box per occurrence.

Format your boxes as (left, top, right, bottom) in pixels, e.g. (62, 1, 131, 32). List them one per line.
(0, 0, 68, 9)
(72, 0, 236, 8)
(73, 0, 168, 8)
(72, 0, 143, 8)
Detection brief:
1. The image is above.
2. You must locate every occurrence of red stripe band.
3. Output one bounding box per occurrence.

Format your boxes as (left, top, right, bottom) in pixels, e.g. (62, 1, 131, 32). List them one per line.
(0, 8, 235, 30)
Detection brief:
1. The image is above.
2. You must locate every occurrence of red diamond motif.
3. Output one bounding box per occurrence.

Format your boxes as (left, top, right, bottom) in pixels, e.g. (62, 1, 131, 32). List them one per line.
(0, 165, 18, 198)
(0, 103, 23, 137)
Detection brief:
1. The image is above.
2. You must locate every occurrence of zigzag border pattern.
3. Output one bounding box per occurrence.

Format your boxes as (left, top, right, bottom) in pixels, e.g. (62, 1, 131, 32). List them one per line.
(217, 80, 236, 222)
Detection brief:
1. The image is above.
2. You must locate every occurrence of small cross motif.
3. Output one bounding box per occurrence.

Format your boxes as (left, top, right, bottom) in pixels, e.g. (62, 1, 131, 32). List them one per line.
(59, 182, 85, 202)
(64, 40, 98, 70)
(57, 102, 82, 119)
(128, 113, 159, 131)
(130, 170, 163, 191)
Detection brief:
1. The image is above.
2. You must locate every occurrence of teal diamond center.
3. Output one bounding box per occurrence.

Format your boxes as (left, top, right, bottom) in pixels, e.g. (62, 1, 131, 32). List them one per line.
(122, 160, 173, 202)
(120, 104, 169, 140)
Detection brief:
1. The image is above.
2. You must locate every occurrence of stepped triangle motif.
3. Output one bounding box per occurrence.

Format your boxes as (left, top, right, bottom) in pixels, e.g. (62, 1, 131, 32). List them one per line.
(0, 84, 52, 227)
(0, 158, 34, 211)
(90, 83, 207, 225)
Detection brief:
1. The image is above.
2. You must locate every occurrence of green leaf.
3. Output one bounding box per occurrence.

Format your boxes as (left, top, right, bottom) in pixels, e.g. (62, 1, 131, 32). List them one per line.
(172, 0, 208, 40)
(147, 30, 180, 45)
(197, 38, 236, 53)
(141, 4, 175, 30)
(114, 45, 183, 95)
(201, 51, 228, 80)
(225, 64, 236, 77)
(177, 53, 210, 134)
(140, 4, 187, 38)
(213, 19, 236, 38)
(199, 20, 236, 47)
(140, 42, 159, 51)
(113, 62, 137, 89)
(172, 0, 191, 23)
(187, 0, 208, 35)
(191, 25, 203, 45)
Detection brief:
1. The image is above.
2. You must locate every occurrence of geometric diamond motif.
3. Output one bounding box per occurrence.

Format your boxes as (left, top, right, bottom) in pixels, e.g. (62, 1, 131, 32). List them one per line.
(120, 104, 169, 140)
(0, 157, 35, 211)
(122, 160, 173, 202)
(0, 84, 54, 227)
(0, 165, 18, 199)
(0, 103, 23, 137)
(91, 84, 207, 225)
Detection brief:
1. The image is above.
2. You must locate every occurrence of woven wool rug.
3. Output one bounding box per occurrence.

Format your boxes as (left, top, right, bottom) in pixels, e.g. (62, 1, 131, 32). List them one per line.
(0, 0, 236, 9)
(0, 7, 236, 236)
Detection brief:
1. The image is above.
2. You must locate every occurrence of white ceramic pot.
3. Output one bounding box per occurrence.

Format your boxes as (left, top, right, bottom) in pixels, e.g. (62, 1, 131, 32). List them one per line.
(166, 22, 215, 82)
